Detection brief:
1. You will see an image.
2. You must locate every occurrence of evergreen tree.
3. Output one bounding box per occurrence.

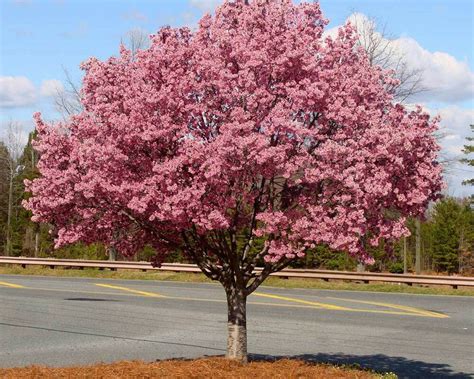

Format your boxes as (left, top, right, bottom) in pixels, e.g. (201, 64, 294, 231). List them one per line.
(458, 201, 474, 274)
(1, 122, 24, 255)
(431, 198, 462, 273)
(14, 132, 40, 256)
(461, 124, 473, 186)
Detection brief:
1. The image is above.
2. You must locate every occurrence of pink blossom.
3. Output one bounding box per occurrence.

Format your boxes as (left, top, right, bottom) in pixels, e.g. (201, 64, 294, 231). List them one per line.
(24, 0, 443, 266)
(363, 257, 376, 266)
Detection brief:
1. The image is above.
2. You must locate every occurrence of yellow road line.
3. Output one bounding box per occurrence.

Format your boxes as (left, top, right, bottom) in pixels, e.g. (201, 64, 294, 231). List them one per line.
(325, 296, 448, 319)
(94, 284, 166, 298)
(335, 308, 432, 317)
(253, 292, 351, 311)
(0, 282, 447, 318)
(169, 296, 427, 317)
(0, 281, 25, 289)
(107, 293, 430, 317)
(2, 286, 433, 317)
(253, 292, 447, 318)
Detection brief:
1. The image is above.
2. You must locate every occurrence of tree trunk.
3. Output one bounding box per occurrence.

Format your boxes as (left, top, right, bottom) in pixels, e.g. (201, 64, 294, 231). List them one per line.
(34, 231, 39, 258)
(108, 246, 117, 261)
(403, 236, 408, 274)
(225, 287, 247, 363)
(415, 218, 421, 274)
(458, 225, 464, 274)
(5, 172, 13, 256)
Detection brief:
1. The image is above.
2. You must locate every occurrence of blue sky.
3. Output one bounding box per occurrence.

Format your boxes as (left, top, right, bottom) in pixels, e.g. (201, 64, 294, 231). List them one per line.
(0, 0, 473, 196)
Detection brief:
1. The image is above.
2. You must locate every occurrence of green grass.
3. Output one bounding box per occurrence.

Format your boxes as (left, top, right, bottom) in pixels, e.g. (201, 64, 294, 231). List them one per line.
(1, 265, 472, 296)
(0, 265, 212, 282)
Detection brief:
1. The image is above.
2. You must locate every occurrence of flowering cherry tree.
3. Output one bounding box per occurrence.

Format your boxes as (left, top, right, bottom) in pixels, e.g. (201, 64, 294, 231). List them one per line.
(25, 0, 443, 362)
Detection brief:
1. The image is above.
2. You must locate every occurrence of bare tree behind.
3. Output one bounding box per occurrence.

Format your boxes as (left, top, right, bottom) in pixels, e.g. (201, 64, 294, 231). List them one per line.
(0, 142, 9, 251)
(351, 17, 454, 161)
(122, 28, 150, 60)
(54, 67, 83, 120)
(0, 121, 24, 255)
(54, 28, 150, 120)
(352, 14, 424, 102)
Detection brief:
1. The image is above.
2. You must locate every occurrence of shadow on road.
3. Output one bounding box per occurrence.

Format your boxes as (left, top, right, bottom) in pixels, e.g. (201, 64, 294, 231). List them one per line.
(64, 298, 120, 302)
(249, 353, 473, 379)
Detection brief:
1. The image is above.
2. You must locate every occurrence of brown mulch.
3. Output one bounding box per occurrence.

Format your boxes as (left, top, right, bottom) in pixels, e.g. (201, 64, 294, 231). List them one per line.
(0, 358, 379, 379)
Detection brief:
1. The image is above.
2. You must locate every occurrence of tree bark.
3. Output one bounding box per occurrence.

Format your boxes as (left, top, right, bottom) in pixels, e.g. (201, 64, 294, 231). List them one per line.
(5, 171, 13, 256)
(458, 224, 464, 274)
(415, 218, 421, 274)
(403, 236, 408, 274)
(225, 287, 247, 363)
(108, 246, 117, 261)
(34, 231, 39, 258)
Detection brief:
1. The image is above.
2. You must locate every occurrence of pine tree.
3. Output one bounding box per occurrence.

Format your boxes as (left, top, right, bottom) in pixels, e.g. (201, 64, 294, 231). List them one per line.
(15, 131, 42, 256)
(431, 198, 462, 273)
(458, 201, 474, 274)
(461, 124, 473, 186)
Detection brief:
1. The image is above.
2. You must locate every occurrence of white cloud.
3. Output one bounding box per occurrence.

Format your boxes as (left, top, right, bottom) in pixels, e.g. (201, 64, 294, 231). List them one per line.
(443, 134, 460, 141)
(425, 105, 474, 196)
(0, 76, 65, 108)
(0, 76, 37, 108)
(393, 38, 474, 103)
(323, 25, 340, 40)
(434, 105, 474, 138)
(189, 0, 222, 12)
(326, 13, 474, 104)
(40, 79, 64, 97)
(420, 105, 473, 159)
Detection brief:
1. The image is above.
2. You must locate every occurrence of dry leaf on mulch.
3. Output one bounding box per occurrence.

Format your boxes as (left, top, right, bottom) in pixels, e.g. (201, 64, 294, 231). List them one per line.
(0, 357, 381, 379)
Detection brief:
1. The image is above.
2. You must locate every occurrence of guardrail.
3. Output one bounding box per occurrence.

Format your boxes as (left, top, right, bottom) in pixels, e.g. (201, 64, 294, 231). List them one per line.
(1, 256, 473, 289)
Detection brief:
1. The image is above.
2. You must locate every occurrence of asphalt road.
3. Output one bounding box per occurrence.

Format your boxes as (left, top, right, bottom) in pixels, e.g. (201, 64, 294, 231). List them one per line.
(0, 275, 473, 378)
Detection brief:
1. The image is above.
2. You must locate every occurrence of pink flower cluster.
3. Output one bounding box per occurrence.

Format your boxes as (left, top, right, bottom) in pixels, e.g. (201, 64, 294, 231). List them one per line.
(24, 0, 443, 264)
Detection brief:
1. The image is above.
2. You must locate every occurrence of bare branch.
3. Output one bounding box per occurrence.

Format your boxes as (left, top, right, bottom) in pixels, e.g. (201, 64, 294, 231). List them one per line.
(54, 29, 150, 119)
(351, 14, 425, 102)
(123, 28, 150, 60)
(54, 67, 83, 119)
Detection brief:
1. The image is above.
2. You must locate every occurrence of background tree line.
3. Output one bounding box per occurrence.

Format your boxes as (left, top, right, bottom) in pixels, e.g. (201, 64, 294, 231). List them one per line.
(1, 125, 472, 275)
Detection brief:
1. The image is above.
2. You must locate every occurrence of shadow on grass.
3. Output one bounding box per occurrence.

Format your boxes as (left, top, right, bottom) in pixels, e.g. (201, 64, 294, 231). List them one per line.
(249, 353, 473, 379)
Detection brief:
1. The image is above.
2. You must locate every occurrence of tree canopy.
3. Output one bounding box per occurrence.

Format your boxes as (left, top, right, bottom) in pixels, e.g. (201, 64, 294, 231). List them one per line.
(24, 0, 444, 361)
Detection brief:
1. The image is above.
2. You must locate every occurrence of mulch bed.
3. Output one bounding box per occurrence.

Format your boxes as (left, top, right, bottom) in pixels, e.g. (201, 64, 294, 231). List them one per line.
(0, 357, 379, 378)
